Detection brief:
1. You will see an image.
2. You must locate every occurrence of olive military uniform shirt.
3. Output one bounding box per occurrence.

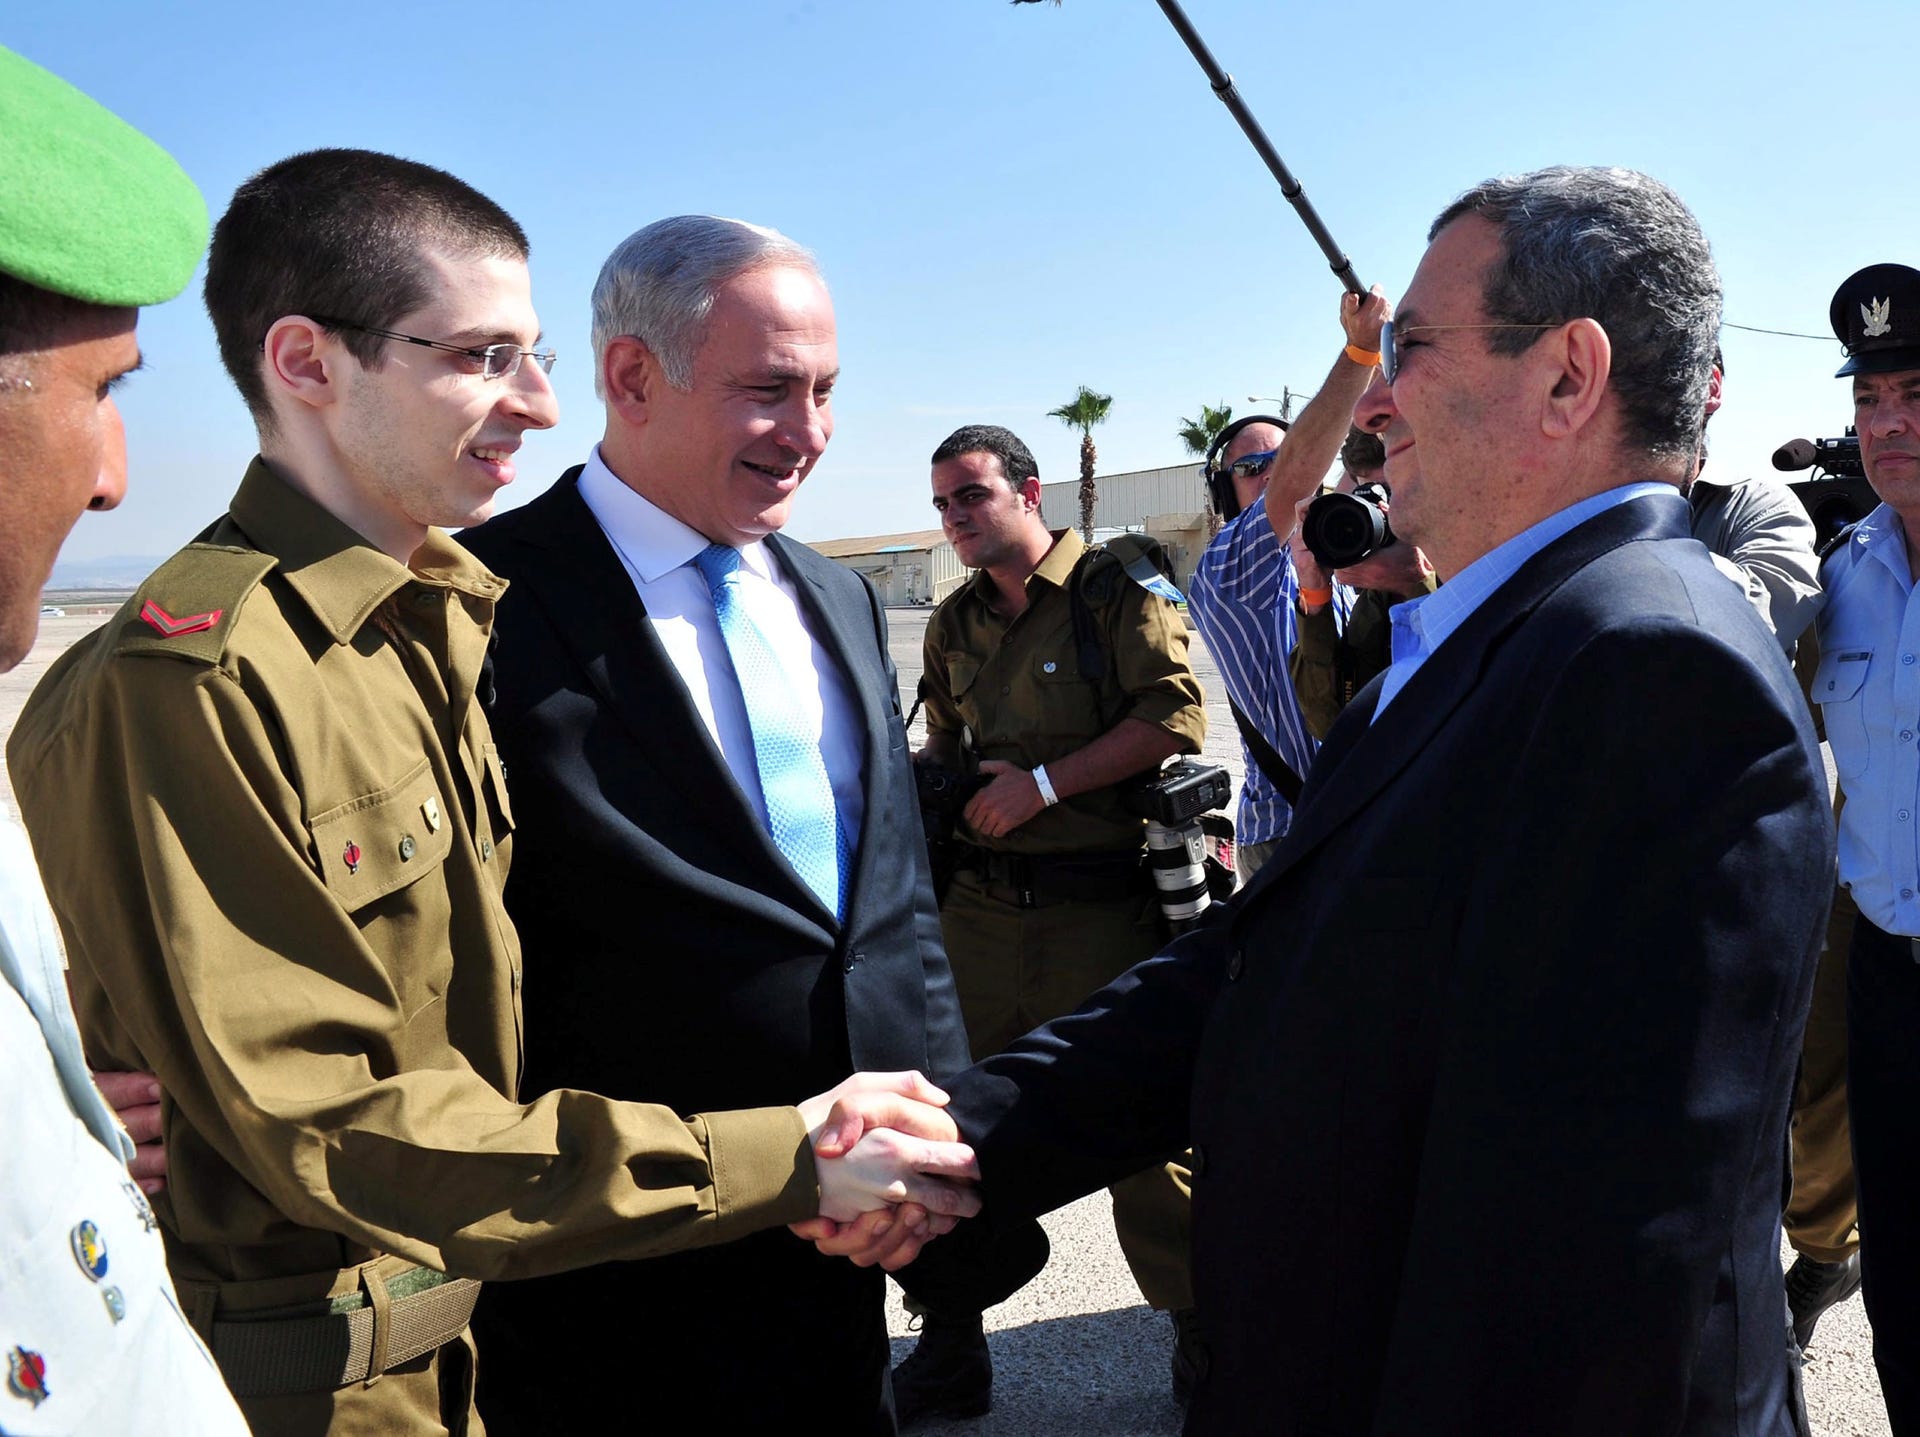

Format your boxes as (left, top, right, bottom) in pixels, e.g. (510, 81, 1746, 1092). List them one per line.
(920, 528, 1206, 856)
(7, 460, 815, 1301)
(1290, 587, 1401, 741)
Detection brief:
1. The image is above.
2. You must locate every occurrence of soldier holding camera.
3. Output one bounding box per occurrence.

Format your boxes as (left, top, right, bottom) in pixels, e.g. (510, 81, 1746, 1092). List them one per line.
(898, 423, 1206, 1418)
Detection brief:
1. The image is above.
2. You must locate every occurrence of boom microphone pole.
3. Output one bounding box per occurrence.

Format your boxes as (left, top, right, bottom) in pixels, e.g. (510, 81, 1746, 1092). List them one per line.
(1014, 0, 1366, 296)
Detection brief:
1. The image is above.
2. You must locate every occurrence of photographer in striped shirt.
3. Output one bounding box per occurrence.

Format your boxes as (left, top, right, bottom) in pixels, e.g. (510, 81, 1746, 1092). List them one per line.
(1187, 286, 1389, 878)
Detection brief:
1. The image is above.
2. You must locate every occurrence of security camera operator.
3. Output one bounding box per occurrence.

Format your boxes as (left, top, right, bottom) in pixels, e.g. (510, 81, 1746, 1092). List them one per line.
(1285, 426, 1437, 738)
(1810, 262, 1920, 1433)
(903, 423, 1207, 1418)
(1187, 286, 1390, 880)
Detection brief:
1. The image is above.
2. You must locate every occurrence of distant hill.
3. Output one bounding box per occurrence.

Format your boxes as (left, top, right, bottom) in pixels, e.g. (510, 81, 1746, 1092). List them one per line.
(47, 555, 165, 591)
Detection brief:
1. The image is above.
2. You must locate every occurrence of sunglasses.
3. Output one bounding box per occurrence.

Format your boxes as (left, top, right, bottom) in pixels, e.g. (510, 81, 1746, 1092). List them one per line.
(1223, 448, 1279, 482)
(1379, 320, 1563, 384)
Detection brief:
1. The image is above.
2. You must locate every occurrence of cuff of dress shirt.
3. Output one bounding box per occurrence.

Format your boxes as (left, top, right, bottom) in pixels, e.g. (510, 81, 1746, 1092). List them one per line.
(697, 1105, 819, 1241)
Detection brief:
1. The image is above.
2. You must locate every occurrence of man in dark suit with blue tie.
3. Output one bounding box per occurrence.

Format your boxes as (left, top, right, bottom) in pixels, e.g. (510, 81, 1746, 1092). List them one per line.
(460, 216, 1029, 1434)
(828, 167, 1835, 1434)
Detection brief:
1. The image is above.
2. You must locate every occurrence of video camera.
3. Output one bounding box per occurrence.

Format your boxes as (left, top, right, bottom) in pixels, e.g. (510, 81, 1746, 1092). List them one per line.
(1301, 480, 1394, 569)
(1773, 428, 1875, 548)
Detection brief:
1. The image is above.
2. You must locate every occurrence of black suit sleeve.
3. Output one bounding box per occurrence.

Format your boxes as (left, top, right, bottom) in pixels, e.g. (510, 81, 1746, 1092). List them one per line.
(940, 907, 1232, 1223)
(1371, 618, 1831, 1434)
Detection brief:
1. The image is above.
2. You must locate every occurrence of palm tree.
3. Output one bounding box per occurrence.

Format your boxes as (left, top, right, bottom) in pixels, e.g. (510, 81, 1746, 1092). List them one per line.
(1049, 385, 1113, 541)
(1179, 400, 1235, 537)
(1177, 401, 1234, 458)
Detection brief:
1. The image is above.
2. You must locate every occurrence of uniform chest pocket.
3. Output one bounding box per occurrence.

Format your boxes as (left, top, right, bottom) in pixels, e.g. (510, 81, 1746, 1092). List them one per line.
(1030, 644, 1105, 737)
(309, 756, 455, 913)
(1813, 647, 1873, 781)
(944, 654, 982, 701)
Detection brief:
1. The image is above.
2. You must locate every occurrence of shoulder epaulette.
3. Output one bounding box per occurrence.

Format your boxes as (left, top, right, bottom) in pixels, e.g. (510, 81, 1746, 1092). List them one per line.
(1817, 522, 1863, 565)
(113, 543, 278, 665)
(1087, 534, 1185, 606)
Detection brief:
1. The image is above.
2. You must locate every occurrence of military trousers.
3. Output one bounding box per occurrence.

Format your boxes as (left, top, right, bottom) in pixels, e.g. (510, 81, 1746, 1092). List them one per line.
(941, 865, 1194, 1312)
(1786, 883, 1858, 1263)
(1848, 914, 1920, 1434)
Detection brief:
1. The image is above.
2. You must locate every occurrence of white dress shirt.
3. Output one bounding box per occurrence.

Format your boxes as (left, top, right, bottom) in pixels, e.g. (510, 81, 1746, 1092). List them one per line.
(0, 807, 249, 1434)
(577, 447, 866, 860)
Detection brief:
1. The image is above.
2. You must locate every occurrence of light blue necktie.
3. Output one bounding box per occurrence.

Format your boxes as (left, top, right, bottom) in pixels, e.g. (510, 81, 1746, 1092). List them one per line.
(693, 543, 846, 917)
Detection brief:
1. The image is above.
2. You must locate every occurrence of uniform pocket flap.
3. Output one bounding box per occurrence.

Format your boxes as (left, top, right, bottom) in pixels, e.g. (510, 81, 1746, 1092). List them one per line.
(1812, 647, 1871, 704)
(1033, 649, 1081, 683)
(945, 654, 982, 698)
(310, 757, 454, 912)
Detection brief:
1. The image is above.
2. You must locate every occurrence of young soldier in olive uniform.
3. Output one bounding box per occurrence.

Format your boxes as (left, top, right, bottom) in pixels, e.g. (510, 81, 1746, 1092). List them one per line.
(899, 424, 1207, 1419)
(7, 150, 977, 1435)
(0, 45, 249, 1433)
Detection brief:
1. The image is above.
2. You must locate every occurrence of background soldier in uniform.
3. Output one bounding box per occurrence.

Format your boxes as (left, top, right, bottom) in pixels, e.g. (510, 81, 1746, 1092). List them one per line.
(899, 423, 1206, 1419)
(0, 44, 248, 1434)
(8, 149, 976, 1434)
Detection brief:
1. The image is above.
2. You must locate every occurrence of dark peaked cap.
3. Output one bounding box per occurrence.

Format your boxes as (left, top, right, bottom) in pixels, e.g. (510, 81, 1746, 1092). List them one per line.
(0, 46, 206, 307)
(1831, 263, 1920, 379)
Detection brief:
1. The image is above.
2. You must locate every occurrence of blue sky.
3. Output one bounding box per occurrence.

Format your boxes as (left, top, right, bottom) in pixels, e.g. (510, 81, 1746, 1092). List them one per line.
(11, 0, 1913, 562)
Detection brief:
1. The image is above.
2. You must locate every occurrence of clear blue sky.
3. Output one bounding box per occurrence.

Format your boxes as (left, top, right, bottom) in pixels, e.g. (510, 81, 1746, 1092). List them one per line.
(12, 0, 1914, 563)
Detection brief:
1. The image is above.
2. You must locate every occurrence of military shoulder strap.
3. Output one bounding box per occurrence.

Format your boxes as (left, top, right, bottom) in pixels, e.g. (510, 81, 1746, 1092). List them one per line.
(1817, 521, 1862, 563)
(113, 543, 277, 666)
(1067, 534, 1186, 724)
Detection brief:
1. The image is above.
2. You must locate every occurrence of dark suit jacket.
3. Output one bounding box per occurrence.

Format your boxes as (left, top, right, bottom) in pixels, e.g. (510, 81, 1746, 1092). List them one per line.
(945, 492, 1834, 1436)
(459, 468, 979, 1433)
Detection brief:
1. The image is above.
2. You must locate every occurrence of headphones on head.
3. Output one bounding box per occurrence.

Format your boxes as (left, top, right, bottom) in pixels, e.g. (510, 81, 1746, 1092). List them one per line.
(1202, 414, 1290, 522)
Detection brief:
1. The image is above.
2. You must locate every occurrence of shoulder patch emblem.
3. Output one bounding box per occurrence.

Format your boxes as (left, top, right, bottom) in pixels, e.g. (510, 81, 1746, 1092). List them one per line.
(140, 599, 224, 637)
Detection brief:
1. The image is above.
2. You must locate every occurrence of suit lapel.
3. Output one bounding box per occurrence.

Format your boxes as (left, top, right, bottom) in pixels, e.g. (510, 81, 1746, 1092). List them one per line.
(1260, 492, 1691, 882)
(506, 473, 811, 903)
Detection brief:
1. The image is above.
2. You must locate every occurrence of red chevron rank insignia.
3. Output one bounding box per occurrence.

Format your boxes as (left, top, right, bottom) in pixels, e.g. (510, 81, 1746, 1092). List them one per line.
(140, 599, 223, 637)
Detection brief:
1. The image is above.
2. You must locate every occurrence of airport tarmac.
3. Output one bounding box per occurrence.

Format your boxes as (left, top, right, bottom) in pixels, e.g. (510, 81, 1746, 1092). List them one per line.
(0, 604, 1888, 1435)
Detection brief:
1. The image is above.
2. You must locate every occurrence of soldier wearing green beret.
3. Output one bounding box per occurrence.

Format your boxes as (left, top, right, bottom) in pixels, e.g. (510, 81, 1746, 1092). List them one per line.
(0, 43, 251, 1434)
(8, 147, 979, 1434)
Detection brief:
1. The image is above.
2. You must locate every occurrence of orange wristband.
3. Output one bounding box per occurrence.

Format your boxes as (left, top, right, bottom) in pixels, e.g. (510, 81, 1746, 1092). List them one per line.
(1298, 586, 1334, 607)
(1344, 344, 1381, 367)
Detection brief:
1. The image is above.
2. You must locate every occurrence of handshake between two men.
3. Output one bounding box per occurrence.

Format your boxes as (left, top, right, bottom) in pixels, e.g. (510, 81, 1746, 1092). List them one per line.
(794, 1069, 984, 1271)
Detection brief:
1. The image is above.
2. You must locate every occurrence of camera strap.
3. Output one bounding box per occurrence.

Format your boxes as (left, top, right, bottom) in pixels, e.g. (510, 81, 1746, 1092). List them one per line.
(1226, 694, 1304, 806)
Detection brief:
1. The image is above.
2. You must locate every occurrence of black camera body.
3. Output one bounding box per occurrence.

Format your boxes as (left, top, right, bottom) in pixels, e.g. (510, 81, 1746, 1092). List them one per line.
(1121, 758, 1233, 826)
(915, 762, 988, 839)
(1302, 480, 1394, 569)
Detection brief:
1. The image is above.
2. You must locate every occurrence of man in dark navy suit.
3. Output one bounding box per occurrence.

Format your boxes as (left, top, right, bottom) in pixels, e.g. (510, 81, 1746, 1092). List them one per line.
(462, 216, 1034, 1435)
(824, 168, 1834, 1434)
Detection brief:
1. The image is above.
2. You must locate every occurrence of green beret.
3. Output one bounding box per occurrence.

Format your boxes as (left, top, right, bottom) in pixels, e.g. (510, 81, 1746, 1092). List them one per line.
(0, 46, 207, 307)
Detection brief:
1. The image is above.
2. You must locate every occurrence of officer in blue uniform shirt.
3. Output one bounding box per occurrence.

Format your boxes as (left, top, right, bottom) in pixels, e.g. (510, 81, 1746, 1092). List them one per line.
(0, 43, 248, 1434)
(1812, 259, 1920, 1436)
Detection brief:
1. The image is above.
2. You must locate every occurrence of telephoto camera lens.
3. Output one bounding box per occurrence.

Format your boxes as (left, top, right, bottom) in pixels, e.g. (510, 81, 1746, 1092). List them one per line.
(1302, 482, 1394, 569)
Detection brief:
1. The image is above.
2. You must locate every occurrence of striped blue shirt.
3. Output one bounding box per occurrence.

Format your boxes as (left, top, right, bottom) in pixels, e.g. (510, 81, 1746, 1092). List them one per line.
(1374, 482, 1675, 720)
(1188, 494, 1354, 843)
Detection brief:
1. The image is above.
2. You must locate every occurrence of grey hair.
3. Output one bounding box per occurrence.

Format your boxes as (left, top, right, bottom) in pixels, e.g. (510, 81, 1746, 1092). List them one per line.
(1431, 166, 1722, 462)
(590, 215, 820, 397)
